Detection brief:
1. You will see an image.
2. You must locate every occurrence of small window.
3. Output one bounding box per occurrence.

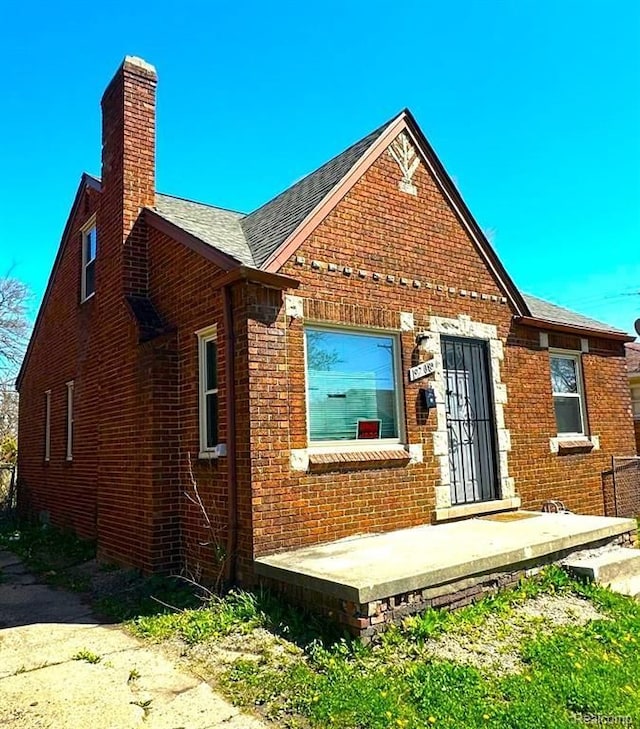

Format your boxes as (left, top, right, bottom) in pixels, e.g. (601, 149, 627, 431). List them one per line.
(549, 353, 586, 436)
(631, 385, 640, 419)
(44, 390, 51, 461)
(305, 327, 402, 445)
(197, 327, 218, 455)
(81, 218, 97, 301)
(66, 381, 74, 461)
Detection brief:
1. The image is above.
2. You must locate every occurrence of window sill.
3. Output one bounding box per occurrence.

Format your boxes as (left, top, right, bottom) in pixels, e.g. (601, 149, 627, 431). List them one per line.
(434, 497, 521, 522)
(549, 436, 600, 455)
(307, 447, 410, 473)
(198, 444, 227, 460)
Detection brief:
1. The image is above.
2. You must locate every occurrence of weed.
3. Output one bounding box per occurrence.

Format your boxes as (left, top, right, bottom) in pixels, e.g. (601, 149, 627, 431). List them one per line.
(130, 699, 153, 718)
(72, 649, 101, 664)
(95, 573, 200, 622)
(130, 587, 343, 647)
(0, 523, 95, 584)
(128, 668, 141, 682)
(99, 562, 121, 573)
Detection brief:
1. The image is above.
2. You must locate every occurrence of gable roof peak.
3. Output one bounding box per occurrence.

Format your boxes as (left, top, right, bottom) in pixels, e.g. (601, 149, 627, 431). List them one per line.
(240, 111, 404, 268)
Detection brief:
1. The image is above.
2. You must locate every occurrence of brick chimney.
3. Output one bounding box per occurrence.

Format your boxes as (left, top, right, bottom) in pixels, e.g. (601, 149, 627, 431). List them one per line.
(95, 57, 168, 572)
(99, 56, 157, 298)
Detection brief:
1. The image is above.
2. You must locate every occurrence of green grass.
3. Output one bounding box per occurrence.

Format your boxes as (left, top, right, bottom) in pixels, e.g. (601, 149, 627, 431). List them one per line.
(133, 567, 639, 729)
(130, 586, 342, 647)
(93, 573, 202, 622)
(3, 520, 638, 728)
(72, 649, 101, 664)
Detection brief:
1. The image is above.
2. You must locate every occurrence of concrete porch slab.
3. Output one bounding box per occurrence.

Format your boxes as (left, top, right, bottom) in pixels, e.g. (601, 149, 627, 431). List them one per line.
(254, 512, 637, 604)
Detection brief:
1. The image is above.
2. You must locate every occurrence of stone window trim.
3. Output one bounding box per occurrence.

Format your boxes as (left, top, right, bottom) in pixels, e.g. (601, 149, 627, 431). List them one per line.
(196, 325, 226, 460)
(631, 383, 640, 420)
(549, 435, 600, 456)
(426, 314, 513, 513)
(80, 215, 97, 303)
(288, 303, 424, 473)
(290, 444, 423, 473)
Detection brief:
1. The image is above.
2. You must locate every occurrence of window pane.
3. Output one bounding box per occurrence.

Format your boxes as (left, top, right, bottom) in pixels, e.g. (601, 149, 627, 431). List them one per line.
(554, 396, 582, 434)
(206, 340, 217, 391)
(632, 387, 640, 418)
(85, 260, 95, 297)
(633, 401, 640, 418)
(306, 329, 398, 441)
(206, 393, 218, 448)
(550, 356, 577, 394)
(85, 227, 97, 262)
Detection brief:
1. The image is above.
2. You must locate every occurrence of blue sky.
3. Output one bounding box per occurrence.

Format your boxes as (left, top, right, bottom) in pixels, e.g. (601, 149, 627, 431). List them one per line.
(1, 1, 638, 335)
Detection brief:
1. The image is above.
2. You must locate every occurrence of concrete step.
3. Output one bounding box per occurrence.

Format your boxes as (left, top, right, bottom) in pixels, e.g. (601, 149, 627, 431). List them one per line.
(564, 548, 640, 591)
(608, 575, 640, 599)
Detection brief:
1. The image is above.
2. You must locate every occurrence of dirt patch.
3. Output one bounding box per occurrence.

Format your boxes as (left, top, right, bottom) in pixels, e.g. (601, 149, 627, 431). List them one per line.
(425, 593, 604, 674)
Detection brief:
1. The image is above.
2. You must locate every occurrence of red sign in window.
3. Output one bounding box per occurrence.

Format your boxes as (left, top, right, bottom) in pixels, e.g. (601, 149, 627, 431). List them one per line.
(357, 419, 381, 439)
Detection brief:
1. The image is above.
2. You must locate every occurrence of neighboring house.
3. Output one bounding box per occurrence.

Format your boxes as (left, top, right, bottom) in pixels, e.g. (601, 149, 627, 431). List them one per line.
(626, 342, 640, 453)
(17, 57, 636, 586)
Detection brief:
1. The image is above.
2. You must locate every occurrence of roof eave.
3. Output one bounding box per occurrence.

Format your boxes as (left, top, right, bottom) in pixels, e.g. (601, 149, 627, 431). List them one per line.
(16, 173, 98, 391)
(218, 265, 299, 290)
(515, 315, 634, 342)
(259, 110, 529, 318)
(259, 111, 407, 274)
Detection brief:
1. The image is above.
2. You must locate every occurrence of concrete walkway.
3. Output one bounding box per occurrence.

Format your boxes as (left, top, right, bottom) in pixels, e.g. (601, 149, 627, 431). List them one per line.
(0, 551, 264, 729)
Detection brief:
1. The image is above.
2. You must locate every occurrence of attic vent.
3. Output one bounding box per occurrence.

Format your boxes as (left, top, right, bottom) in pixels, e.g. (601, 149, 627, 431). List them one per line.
(388, 131, 420, 196)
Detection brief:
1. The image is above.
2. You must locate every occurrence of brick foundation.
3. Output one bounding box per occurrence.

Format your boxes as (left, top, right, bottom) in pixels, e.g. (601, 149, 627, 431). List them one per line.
(259, 529, 637, 641)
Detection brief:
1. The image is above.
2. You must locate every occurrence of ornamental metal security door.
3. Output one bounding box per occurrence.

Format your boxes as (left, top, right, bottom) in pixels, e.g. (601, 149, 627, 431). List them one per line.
(441, 336, 499, 506)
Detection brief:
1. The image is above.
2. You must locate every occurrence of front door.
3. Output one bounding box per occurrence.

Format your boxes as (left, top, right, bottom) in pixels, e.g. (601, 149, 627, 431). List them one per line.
(441, 336, 499, 506)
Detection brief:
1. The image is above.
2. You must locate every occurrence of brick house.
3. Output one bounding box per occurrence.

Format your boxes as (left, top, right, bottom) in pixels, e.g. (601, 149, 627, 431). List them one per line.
(17, 57, 637, 589)
(626, 342, 640, 453)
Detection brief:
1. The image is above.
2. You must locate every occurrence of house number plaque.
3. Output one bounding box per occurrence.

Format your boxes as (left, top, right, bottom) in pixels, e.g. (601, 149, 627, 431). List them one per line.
(408, 359, 436, 382)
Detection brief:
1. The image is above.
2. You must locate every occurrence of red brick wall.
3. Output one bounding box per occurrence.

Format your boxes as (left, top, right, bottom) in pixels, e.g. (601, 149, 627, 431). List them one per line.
(247, 149, 516, 557)
(505, 327, 636, 515)
(246, 145, 636, 558)
(144, 226, 255, 581)
(19, 75, 636, 579)
(17, 185, 101, 539)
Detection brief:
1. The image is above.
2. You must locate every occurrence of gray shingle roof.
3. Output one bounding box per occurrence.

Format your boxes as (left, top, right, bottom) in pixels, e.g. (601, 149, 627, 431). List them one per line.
(150, 131, 626, 341)
(154, 193, 254, 266)
(523, 294, 627, 335)
(240, 119, 395, 267)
